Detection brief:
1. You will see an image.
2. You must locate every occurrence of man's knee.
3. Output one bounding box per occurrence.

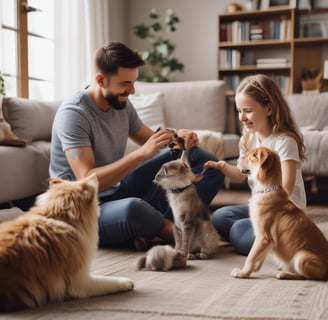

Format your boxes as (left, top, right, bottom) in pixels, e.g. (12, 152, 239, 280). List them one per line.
(98, 197, 164, 247)
(120, 198, 164, 235)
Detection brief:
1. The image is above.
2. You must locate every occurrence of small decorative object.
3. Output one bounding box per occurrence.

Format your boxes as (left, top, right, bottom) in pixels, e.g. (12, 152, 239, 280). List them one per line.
(297, 0, 313, 9)
(227, 2, 244, 12)
(300, 21, 327, 38)
(132, 8, 184, 82)
(301, 68, 322, 94)
(261, 0, 297, 10)
(245, 0, 259, 11)
(324, 60, 328, 80)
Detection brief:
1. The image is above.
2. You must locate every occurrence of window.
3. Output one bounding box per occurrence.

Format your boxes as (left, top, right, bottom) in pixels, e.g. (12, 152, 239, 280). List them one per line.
(0, 0, 55, 99)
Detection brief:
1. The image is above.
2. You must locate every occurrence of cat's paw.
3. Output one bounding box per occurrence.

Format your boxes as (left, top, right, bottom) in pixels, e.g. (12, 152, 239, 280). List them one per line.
(231, 268, 248, 278)
(187, 253, 197, 260)
(195, 252, 209, 260)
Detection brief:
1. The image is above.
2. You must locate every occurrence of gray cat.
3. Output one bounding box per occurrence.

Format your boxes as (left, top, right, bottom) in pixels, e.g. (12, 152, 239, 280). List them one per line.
(135, 245, 187, 271)
(154, 155, 223, 260)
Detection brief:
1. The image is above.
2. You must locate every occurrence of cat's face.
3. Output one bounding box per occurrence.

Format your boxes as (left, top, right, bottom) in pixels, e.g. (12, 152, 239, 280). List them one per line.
(154, 159, 201, 190)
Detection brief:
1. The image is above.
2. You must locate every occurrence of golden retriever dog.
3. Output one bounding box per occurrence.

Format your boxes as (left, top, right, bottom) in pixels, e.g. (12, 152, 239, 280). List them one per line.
(231, 147, 328, 280)
(0, 174, 133, 312)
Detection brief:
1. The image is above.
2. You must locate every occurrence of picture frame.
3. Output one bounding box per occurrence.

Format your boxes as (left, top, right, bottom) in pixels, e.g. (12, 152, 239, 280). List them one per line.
(260, 0, 297, 10)
(300, 21, 327, 38)
(297, 0, 314, 9)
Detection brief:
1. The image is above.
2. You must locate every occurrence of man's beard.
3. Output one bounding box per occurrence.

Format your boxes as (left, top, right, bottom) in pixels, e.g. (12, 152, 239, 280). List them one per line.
(104, 92, 128, 110)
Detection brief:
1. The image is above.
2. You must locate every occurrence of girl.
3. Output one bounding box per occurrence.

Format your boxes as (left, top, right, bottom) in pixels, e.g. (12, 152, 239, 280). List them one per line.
(204, 74, 306, 255)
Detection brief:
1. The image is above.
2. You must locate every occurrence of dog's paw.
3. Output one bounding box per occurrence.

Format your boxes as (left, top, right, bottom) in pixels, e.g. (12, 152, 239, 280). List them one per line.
(276, 271, 305, 280)
(116, 276, 134, 291)
(276, 271, 285, 279)
(231, 268, 248, 278)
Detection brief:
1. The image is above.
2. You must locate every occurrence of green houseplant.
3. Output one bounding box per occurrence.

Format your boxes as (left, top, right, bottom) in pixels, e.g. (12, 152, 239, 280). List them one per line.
(0, 73, 5, 96)
(132, 8, 184, 82)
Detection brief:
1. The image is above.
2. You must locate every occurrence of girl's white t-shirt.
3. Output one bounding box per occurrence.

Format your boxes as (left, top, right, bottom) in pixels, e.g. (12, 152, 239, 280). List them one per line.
(240, 133, 306, 210)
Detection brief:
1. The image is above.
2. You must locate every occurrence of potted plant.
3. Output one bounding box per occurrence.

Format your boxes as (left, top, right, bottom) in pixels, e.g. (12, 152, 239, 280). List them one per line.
(0, 73, 5, 96)
(132, 8, 184, 82)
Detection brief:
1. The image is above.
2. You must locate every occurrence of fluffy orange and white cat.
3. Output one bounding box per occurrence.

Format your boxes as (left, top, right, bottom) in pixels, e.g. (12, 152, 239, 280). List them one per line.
(0, 174, 133, 312)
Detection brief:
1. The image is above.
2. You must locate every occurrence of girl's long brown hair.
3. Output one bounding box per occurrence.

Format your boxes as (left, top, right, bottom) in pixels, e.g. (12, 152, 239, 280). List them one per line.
(236, 74, 306, 161)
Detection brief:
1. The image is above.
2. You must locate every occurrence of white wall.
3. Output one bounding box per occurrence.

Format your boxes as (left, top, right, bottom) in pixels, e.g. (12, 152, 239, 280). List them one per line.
(108, 0, 128, 42)
(110, 0, 328, 82)
(125, 0, 245, 81)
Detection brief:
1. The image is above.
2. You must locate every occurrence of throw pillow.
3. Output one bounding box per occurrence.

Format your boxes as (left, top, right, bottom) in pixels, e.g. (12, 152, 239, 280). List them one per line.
(194, 129, 224, 160)
(2, 97, 61, 142)
(128, 92, 165, 130)
(0, 95, 26, 146)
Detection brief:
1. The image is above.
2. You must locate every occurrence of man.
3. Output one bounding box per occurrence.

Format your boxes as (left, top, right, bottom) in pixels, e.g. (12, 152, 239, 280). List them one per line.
(50, 41, 225, 250)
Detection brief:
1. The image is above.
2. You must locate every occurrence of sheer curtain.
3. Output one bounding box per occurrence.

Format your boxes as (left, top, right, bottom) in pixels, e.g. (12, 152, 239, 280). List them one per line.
(54, 0, 110, 100)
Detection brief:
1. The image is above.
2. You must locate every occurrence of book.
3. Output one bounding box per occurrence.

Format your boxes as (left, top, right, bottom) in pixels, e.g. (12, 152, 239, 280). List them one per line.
(256, 63, 289, 68)
(256, 58, 288, 64)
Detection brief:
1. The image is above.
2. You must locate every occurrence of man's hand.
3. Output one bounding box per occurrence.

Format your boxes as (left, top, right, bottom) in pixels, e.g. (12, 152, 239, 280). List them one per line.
(176, 129, 199, 149)
(137, 129, 172, 159)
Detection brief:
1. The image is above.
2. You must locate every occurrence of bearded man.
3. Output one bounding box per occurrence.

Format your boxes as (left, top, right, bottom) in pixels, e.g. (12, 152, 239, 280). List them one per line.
(50, 41, 224, 250)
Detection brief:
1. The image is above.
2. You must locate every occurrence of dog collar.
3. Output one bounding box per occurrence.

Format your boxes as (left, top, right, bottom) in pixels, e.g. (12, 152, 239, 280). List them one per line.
(170, 183, 193, 194)
(256, 185, 282, 194)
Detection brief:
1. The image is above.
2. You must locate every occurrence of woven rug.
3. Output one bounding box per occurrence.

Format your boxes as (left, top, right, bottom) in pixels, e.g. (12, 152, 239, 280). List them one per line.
(1, 206, 328, 320)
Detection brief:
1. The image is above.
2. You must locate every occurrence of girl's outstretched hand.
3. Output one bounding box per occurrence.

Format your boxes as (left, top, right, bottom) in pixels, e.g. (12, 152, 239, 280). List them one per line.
(204, 160, 227, 170)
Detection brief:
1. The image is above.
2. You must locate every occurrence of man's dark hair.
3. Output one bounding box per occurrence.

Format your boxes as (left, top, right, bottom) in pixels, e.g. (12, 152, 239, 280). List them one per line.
(94, 41, 145, 75)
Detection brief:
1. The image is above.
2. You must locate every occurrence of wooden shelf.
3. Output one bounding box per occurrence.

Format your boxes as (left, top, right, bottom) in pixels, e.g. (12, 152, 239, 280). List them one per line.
(219, 40, 291, 48)
(218, 8, 328, 95)
(218, 7, 296, 20)
(220, 65, 291, 72)
(294, 37, 328, 45)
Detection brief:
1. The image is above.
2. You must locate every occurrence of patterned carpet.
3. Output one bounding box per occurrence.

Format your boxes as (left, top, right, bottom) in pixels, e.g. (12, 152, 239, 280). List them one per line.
(0, 187, 327, 320)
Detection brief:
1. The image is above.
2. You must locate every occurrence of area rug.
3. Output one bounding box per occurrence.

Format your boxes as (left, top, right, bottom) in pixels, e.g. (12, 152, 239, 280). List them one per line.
(1, 206, 327, 320)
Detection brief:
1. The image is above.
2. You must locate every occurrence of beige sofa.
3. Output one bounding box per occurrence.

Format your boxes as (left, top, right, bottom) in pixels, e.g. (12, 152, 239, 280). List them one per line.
(0, 80, 240, 207)
(0, 97, 61, 206)
(1, 84, 327, 209)
(285, 93, 328, 176)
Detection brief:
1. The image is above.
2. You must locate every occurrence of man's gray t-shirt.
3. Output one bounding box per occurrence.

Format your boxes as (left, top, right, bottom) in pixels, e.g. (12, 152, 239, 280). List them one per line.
(50, 90, 142, 196)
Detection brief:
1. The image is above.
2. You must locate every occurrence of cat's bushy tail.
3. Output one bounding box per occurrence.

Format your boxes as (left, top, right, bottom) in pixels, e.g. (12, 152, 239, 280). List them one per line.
(135, 255, 147, 270)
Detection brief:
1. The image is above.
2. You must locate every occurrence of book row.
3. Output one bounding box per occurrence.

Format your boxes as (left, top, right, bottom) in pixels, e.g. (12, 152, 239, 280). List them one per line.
(219, 49, 289, 69)
(219, 17, 291, 43)
(222, 74, 290, 95)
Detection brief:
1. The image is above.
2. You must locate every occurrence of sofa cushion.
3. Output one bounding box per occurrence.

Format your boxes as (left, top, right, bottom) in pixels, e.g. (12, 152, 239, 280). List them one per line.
(2, 97, 61, 142)
(0, 142, 50, 203)
(301, 129, 328, 175)
(285, 93, 328, 131)
(128, 92, 165, 130)
(134, 80, 226, 132)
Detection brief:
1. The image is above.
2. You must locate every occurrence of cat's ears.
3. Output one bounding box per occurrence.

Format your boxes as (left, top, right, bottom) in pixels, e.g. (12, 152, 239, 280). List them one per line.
(191, 173, 203, 183)
(180, 150, 189, 165)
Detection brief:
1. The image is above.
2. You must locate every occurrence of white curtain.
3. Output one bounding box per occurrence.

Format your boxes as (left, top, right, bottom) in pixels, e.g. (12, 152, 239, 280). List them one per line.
(54, 0, 110, 100)
(0, 1, 3, 75)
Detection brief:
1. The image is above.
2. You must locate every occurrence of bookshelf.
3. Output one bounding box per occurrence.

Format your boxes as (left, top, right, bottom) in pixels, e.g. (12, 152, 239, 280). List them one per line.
(218, 7, 328, 95)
